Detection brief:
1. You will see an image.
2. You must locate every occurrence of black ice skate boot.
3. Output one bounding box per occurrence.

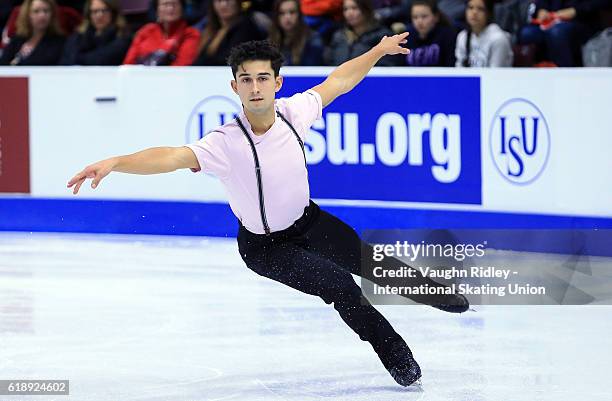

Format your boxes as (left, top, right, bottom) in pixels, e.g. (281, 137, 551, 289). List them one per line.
(378, 340, 422, 387)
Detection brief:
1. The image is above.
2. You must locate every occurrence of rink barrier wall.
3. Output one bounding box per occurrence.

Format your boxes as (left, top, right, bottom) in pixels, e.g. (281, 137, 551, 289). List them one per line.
(2, 197, 612, 256)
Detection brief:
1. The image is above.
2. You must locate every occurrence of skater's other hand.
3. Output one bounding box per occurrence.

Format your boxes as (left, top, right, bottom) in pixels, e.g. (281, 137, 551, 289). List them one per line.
(67, 158, 117, 195)
(377, 32, 410, 56)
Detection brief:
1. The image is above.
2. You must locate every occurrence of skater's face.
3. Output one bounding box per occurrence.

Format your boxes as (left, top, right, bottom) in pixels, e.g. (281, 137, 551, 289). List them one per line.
(411, 4, 438, 39)
(231, 60, 283, 115)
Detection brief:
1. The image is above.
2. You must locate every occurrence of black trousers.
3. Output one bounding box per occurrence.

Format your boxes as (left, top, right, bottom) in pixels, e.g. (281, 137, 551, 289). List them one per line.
(237, 200, 452, 354)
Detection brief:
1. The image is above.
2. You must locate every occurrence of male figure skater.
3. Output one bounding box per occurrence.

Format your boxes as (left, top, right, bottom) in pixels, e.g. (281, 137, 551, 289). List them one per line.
(68, 36, 468, 386)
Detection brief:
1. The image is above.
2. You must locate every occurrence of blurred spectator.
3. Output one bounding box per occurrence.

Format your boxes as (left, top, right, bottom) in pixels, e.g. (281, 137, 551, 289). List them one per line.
(582, 25, 612, 66)
(191, 1, 272, 32)
(148, 0, 207, 25)
(123, 0, 200, 65)
(455, 0, 513, 66)
(0, 0, 65, 65)
(405, 0, 456, 66)
(2, 1, 81, 48)
(518, 0, 612, 66)
(269, 0, 323, 65)
(325, 0, 401, 66)
(192, 0, 264, 66)
(301, 0, 342, 39)
(373, 0, 411, 27)
(60, 0, 130, 64)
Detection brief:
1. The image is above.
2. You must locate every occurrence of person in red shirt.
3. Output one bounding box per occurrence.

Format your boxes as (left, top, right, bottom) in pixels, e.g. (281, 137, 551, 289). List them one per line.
(123, 0, 200, 66)
(301, 0, 343, 19)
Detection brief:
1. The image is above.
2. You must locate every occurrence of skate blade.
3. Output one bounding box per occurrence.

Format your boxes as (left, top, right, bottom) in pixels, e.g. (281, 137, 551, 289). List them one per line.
(407, 378, 424, 391)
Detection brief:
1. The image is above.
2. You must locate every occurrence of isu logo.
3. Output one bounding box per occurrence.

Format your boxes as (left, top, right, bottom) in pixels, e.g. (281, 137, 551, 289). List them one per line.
(185, 96, 241, 143)
(489, 98, 550, 185)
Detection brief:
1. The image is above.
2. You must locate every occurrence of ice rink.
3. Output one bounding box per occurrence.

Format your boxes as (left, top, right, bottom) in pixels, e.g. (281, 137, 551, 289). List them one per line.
(1, 231, 611, 401)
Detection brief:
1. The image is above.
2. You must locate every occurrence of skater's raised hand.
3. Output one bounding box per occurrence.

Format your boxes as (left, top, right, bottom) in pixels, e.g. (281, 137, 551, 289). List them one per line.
(311, 32, 410, 108)
(67, 158, 117, 195)
(376, 32, 410, 56)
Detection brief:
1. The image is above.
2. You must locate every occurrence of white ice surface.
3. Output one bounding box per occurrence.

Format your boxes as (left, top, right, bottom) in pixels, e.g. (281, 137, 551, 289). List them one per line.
(1, 232, 611, 401)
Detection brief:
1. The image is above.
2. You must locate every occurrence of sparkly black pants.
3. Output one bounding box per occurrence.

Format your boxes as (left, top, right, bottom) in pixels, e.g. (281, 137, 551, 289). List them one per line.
(237, 200, 447, 354)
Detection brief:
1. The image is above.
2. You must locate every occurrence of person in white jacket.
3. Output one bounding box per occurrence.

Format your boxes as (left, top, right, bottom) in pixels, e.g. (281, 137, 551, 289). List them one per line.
(455, 0, 513, 67)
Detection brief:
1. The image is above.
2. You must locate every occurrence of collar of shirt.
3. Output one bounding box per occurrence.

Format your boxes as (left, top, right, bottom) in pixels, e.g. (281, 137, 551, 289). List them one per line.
(237, 103, 282, 143)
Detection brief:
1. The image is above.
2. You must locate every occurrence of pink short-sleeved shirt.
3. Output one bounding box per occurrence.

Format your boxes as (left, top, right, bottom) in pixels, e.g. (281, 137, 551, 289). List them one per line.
(186, 89, 323, 234)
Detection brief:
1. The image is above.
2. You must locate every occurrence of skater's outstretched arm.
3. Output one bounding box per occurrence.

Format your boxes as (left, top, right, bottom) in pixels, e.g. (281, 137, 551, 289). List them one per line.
(67, 146, 199, 195)
(312, 32, 409, 108)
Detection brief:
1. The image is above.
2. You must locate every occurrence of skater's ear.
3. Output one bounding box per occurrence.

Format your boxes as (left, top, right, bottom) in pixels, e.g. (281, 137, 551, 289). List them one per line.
(230, 79, 238, 95)
(275, 75, 283, 93)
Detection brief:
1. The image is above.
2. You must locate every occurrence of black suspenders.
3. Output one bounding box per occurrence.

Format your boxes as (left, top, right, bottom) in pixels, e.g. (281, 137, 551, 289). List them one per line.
(276, 111, 307, 167)
(235, 110, 306, 235)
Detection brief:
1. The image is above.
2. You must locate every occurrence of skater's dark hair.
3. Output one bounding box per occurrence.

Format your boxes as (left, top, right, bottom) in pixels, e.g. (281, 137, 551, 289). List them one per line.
(227, 40, 285, 78)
